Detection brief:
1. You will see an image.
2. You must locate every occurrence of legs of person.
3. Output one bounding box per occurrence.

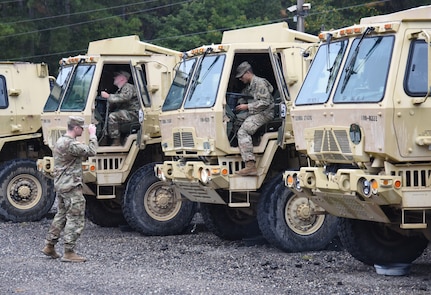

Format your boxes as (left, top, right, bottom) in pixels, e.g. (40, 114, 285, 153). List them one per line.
(63, 188, 86, 252)
(108, 110, 133, 145)
(236, 115, 264, 176)
(61, 187, 87, 262)
(42, 193, 67, 258)
(45, 193, 67, 246)
(237, 115, 264, 161)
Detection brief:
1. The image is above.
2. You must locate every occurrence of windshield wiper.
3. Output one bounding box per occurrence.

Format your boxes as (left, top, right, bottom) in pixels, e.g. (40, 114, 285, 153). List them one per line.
(340, 27, 375, 93)
(326, 41, 345, 93)
(187, 47, 213, 100)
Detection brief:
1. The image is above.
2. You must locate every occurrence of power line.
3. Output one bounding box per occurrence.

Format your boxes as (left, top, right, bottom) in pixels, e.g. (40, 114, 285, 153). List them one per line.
(1, 0, 160, 25)
(10, 0, 392, 61)
(0, 0, 192, 39)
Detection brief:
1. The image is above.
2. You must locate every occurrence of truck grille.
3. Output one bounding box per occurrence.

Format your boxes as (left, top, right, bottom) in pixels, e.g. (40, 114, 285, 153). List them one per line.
(173, 131, 195, 148)
(312, 129, 354, 162)
(94, 156, 126, 170)
(397, 168, 431, 188)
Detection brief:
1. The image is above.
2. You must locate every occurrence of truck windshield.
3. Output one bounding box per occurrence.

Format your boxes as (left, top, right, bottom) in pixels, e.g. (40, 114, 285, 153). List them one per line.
(162, 58, 197, 111)
(296, 40, 347, 105)
(184, 55, 225, 109)
(333, 35, 394, 103)
(43, 65, 74, 112)
(60, 64, 95, 111)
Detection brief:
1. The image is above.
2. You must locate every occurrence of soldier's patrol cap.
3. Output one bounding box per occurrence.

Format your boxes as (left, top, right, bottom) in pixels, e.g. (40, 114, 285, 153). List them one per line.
(114, 70, 131, 80)
(68, 116, 86, 128)
(235, 61, 252, 78)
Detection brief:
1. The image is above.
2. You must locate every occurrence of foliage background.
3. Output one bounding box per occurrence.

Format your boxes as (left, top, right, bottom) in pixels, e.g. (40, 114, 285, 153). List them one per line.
(0, 0, 429, 74)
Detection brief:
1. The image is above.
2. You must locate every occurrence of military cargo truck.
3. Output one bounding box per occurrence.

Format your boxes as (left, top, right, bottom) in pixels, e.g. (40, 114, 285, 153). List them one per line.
(155, 23, 340, 252)
(0, 61, 55, 222)
(284, 6, 431, 264)
(38, 35, 197, 235)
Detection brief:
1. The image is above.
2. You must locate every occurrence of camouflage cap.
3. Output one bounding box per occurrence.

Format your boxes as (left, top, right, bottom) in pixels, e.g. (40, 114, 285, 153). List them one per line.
(114, 70, 131, 81)
(235, 61, 252, 78)
(68, 116, 85, 128)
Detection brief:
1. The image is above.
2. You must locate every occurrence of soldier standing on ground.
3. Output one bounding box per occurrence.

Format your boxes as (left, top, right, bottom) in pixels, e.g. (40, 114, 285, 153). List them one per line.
(234, 61, 274, 176)
(100, 71, 139, 146)
(42, 116, 97, 262)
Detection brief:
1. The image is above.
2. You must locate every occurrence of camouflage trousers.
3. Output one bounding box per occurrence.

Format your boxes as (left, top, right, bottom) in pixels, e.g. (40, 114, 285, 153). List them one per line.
(237, 112, 273, 162)
(108, 110, 137, 139)
(45, 186, 86, 251)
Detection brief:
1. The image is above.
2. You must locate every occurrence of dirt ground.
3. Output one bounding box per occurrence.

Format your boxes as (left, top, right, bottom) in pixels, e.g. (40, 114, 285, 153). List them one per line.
(0, 214, 430, 295)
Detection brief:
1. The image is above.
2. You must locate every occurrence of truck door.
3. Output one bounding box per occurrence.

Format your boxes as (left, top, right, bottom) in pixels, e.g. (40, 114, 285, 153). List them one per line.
(268, 47, 290, 147)
(394, 30, 430, 158)
(132, 63, 152, 146)
(0, 67, 17, 136)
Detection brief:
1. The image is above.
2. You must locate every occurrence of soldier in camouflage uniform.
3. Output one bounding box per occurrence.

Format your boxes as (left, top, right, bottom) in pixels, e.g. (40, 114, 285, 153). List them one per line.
(101, 71, 139, 146)
(234, 61, 274, 176)
(42, 116, 97, 262)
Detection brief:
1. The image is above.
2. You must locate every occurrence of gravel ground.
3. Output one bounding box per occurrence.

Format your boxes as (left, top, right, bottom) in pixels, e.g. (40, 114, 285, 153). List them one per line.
(0, 213, 430, 295)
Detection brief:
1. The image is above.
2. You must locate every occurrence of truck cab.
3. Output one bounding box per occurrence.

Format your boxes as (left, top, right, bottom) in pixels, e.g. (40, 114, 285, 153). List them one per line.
(0, 62, 56, 222)
(284, 6, 431, 264)
(38, 36, 197, 236)
(155, 23, 340, 251)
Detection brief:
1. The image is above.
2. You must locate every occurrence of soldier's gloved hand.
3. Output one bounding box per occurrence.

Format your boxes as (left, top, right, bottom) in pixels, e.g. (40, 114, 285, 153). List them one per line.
(88, 124, 97, 136)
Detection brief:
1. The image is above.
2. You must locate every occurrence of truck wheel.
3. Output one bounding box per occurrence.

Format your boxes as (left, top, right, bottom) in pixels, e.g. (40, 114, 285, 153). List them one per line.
(85, 196, 127, 227)
(338, 218, 428, 265)
(257, 174, 283, 247)
(260, 181, 339, 252)
(200, 202, 261, 240)
(0, 159, 55, 222)
(123, 163, 196, 235)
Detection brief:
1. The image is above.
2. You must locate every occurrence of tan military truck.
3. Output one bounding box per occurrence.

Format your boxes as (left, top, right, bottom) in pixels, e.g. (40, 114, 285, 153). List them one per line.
(155, 23, 340, 252)
(284, 5, 431, 264)
(38, 35, 198, 235)
(0, 61, 56, 222)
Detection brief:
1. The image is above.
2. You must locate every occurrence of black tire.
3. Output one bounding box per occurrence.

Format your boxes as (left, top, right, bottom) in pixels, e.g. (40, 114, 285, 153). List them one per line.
(257, 174, 283, 246)
(200, 202, 261, 240)
(123, 163, 197, 236)
(85, 196, 127, 227)
(0, 159, 55, 222)
(259, 181, 339, 252)
(338, 218, 429, 265)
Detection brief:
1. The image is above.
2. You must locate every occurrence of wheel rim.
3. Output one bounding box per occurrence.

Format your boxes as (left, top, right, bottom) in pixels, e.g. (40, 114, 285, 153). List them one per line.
(144, 181, 182, 221)
(284, 193, 325, 235)
(6, 174, 43, 210)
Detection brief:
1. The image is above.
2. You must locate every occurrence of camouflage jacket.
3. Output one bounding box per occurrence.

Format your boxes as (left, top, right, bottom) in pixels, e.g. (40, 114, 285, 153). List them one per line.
(240, 75, 274, 116)
(108, 83, 139, 114)
(53, 134, 97, 193)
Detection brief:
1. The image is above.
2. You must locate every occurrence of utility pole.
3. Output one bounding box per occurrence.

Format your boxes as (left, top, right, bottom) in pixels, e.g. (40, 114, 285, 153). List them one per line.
(297, 0, 305, 32)
(286, 0, 311, 33)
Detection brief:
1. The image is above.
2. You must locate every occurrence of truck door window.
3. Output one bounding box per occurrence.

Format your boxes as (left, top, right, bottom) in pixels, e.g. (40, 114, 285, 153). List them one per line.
(333, 35, 394, 103)
(43, 65, 74, 112)
(404, 40, 428, 96)
(135, 67, 151, 107)
(0, 76, 8, 108)
(296, 40, 347, 105)
(60, 64, 95, 111)
(184, 55, 225, 109)
(162, 58, 197, 111)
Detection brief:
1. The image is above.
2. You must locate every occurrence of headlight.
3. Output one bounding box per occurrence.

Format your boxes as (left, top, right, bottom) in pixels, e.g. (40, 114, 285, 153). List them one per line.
(286, 174, 301, 191)
(199, 168, 210, 184)
(156, 168, 166, 181)
(360, 178, 371, 197)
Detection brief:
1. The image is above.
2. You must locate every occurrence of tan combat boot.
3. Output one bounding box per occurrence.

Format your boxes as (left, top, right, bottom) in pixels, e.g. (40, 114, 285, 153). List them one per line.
(111, 138, 121, 146)
(236, 160, 257, 176)
(41, 244, 60, 259)
(61, 250, 87, 263)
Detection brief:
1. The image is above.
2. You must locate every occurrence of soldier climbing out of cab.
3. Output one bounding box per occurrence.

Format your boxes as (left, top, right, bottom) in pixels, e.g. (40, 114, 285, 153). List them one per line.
(234, 61, 274, 176)
(100, 71, 139, 146)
